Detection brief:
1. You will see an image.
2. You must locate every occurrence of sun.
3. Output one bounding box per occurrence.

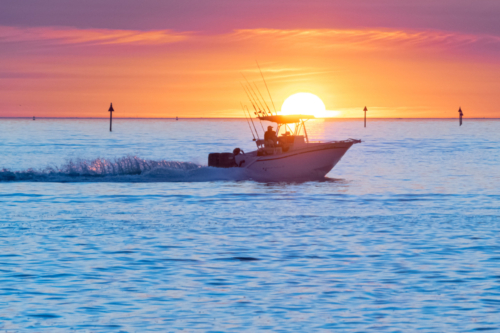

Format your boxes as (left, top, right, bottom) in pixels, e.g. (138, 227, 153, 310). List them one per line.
(281, 93, 328, 117)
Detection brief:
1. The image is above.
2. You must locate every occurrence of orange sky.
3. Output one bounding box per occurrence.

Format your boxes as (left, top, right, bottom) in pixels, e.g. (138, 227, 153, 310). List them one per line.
(1, 12, 500, 118)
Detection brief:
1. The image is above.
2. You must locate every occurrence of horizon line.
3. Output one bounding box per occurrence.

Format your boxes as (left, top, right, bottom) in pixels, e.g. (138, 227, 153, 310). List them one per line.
(1, 117, 498, 120)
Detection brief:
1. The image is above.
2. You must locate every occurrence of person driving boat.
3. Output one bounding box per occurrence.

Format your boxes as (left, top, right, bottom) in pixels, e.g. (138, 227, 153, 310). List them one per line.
(264, 126, 278, 147)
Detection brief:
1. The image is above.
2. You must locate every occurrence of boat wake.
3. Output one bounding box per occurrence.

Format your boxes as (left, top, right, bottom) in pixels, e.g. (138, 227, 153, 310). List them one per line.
(0, 156, 248, 182)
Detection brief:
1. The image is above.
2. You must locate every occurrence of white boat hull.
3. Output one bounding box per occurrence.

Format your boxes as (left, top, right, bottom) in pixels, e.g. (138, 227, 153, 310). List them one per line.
(240, 141, 356, 181)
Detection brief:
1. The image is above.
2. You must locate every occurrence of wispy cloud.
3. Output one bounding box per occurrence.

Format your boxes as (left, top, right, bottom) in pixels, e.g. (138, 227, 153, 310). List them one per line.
(230, 28, 500, 52)
(0, 26, 190, 45)
(3, 25, 499, 52)
(0, 72, 74, 79)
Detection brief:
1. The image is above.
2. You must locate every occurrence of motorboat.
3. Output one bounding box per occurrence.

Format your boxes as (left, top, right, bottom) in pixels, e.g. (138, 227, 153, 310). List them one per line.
(208, 114, 360, 181)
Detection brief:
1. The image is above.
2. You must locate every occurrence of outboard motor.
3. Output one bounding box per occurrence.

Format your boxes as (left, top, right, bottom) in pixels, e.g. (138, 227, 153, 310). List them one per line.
(208, 152, 237, 168)
(219, 153, 236, 168)
(208, 153, 220, 167)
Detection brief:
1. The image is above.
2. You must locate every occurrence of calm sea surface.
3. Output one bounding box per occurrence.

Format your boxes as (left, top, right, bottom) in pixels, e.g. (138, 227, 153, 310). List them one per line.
(0, 118, 499, 332)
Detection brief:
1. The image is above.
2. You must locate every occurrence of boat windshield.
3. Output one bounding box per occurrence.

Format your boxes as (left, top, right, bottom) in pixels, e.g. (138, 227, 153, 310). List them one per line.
(259, 115, 313, 143)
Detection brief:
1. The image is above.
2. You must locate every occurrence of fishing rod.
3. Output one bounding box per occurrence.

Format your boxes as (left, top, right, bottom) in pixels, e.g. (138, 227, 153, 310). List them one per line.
(253, 82, 272, 116)
(240, 102, 256, 141)
(245, 105, 260, 140)
(240, 82, 265, 132)
(244, 79, 269, 117)
(241, 82, 260, 116)
(256, 61, 277, 115)
(241, 73, 268, 116)
(247, 83, 267, 117)
(242, 83, 266, 120)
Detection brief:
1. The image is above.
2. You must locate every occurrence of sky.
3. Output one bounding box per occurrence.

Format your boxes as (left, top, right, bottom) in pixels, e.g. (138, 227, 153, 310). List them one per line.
(1, 0, 499, 118)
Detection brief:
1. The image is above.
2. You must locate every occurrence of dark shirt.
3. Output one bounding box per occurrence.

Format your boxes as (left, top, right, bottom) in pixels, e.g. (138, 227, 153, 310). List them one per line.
(264, 130, 277, 142)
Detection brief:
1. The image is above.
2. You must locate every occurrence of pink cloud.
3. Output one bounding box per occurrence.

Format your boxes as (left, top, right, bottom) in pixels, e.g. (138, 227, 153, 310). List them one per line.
(228, 28, 500, 53)
(2, 25, 499, 55)
(0, 26, 190, 45)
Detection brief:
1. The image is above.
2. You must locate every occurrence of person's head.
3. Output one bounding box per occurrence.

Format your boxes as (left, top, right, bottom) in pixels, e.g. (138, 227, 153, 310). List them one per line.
(267, 126, 273, 131)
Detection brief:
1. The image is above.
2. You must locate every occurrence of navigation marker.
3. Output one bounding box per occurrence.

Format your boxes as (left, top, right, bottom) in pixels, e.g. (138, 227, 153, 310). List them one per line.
(108, 103, 114, 132)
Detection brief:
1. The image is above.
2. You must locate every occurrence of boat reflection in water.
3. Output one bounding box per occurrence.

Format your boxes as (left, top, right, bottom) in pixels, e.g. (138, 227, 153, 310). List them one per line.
(208, 114, 361, 181)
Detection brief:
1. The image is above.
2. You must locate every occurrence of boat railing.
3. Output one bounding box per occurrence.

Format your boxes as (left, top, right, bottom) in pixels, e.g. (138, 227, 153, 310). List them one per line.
(255, 139, 266, 148)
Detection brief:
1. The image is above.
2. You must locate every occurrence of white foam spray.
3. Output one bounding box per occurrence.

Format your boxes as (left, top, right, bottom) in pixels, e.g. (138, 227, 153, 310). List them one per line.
(0, 156, 248, 182)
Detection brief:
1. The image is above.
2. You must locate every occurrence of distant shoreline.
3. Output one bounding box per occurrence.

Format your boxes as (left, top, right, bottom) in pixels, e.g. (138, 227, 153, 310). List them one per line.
(1, 117, 499, 120)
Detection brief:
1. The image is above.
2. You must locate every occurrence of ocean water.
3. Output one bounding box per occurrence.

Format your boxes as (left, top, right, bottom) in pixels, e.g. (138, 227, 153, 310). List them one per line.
(0, 118, 499, 332)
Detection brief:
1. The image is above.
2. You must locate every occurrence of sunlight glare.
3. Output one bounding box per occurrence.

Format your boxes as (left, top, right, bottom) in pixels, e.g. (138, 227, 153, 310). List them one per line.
(281, 93, 337, 118)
